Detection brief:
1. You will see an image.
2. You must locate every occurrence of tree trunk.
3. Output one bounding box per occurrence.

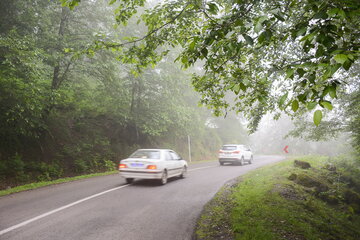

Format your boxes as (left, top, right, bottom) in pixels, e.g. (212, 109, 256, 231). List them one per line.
(51, 7, 70, 90)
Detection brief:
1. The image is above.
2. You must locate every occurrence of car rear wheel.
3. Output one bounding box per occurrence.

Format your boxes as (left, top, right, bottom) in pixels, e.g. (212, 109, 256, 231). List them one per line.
(249, 156, 253, 164)
(125, 178, 134, 184)
(239, 157, 244, 166)
(160, 170, 168, 185)
(220, 162, 224, 166)
(180, 166, 187, 178)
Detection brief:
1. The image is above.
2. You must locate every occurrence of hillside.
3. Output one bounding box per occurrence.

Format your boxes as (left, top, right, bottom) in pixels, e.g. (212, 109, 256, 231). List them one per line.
(194, 156, 360, 240)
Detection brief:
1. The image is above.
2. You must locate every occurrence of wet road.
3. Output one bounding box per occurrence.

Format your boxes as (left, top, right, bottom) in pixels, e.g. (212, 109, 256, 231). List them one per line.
(0, 155, 285, 240)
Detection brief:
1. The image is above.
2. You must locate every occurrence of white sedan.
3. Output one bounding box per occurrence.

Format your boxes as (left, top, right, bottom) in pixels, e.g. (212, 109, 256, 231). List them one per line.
(119, 149, 188, 185)
(218, 144, 253, 165)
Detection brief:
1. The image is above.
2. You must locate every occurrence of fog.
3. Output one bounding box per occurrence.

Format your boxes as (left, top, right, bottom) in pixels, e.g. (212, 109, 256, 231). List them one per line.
(247, 114, 351, 156)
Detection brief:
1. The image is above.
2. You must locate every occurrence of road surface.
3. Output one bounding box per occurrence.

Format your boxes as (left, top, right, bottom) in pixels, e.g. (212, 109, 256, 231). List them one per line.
(0, 155, 285, 240)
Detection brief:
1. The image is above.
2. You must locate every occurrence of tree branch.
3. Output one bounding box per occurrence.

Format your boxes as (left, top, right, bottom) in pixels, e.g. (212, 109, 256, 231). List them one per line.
(100, 3, 191, 49)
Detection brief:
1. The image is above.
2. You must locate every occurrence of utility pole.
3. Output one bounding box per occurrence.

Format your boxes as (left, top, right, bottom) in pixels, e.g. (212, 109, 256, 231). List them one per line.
(188, 135, 192, 162)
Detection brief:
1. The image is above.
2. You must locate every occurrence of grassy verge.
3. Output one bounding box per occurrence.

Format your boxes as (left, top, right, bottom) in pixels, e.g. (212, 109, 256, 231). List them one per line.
(0, 170, 117, 197)
(194, 155, 360, 240)
(195, 178, 239, 240)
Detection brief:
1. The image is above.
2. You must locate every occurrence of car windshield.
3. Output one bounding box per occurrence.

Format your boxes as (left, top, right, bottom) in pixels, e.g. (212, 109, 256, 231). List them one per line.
(130, 150, 161, 159)
(222, 146, 237, 150)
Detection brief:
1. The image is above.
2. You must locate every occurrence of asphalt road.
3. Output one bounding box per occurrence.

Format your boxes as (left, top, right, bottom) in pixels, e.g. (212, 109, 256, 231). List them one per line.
(0, 155, 285, 240)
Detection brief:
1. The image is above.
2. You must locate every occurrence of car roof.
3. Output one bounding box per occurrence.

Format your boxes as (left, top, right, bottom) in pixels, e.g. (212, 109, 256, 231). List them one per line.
(222, 144, 245, 146)
(135, 149, 172, 151)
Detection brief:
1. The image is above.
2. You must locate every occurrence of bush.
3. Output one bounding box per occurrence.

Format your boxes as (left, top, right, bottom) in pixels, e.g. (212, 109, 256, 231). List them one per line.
(104, 159, 115, 171)
(74, 159, 88, 173)
(0, 161, 7, 181)
(7, 154, 25, 176)
(36, 162, 64, 181)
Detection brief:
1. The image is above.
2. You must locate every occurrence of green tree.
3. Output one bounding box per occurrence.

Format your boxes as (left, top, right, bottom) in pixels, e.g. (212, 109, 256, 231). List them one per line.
(61, 0, 360, 131)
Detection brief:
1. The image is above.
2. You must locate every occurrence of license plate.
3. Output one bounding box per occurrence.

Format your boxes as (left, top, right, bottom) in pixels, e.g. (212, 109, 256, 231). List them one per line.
(130, 163, 144, 167)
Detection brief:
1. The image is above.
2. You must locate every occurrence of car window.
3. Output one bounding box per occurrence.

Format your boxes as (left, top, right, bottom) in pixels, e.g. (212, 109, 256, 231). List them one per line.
(169, 151, 180, 160)
(130, 150, 160, 159)
(222, 145, 237, 150)
(164, 151, 173, 160)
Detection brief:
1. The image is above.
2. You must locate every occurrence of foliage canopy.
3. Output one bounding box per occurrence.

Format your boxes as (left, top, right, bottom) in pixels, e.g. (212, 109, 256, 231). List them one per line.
(62, 0, 360, 131)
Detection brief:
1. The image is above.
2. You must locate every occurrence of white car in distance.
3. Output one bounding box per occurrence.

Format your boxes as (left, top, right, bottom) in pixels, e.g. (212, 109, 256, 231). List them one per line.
(119, 149, 188, 185)
(218, 144, 253, 166)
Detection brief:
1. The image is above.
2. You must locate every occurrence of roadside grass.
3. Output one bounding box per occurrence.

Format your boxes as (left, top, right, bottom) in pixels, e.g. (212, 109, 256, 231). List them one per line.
(195, 179, 239, 240)
(195, 155, 360, 240)
(0, 170, 117, 197)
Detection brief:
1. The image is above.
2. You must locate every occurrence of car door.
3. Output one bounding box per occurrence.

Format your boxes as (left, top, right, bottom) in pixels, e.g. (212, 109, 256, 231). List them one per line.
(244, 146, 252, 160)
(169, 151, 183, 175)
(164, 151, 177, 177)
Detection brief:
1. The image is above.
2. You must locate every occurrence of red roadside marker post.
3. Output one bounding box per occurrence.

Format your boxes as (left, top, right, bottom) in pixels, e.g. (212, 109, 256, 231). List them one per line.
(283, 145, 289, 154)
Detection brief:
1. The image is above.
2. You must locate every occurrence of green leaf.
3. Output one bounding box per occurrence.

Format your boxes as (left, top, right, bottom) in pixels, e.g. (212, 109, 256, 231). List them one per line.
(328, 8, 339, 17)
(320, 101, 333, 110)
(315, 45, 324, 57)
(338, 9, 346, 19)
(243, 34, 254, 45)
(343, 60, 352, 71)
(313, 110, 322, 126)
(314, 11, 328, 19)
(232, 84, 241, 95)
(296, 27, 307, 37)
(274, 13, 285, 21)
(279, 92, 288, 107)
(286, 68, 294, 78)
(240, 82, 247, 91)
(207, 3, 219, 14)
(297, 93, 307, 103)
(333, 54, 348, 64)
(201, 48, 208, 58)
(329, 85, 337, 98)
(307, 102, 317, 110)
(254, 17, 266, 33)
(308, 73, 316, 83)
(189, 41, 196, 51)
(291, 100, 299, 112)
(296, 68, 306, 78)
(258, 31, 267, 44)
(181, 56, 188, 65)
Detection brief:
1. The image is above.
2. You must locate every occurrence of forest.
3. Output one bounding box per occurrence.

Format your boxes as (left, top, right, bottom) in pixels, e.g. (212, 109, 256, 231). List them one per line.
(0, 0, 241, 188)
(0, 0, 359, 189)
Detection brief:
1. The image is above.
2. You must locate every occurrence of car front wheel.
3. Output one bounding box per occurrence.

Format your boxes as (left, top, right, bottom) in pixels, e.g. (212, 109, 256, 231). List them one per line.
(249, 156, 253, 164)
(180, 166, 187, 178)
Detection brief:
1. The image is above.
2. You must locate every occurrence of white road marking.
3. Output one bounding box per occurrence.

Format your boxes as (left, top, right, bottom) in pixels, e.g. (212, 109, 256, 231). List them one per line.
(188, 165, 217, 172)
(0, 163, 217, 236)
(0, 184, 130, 236)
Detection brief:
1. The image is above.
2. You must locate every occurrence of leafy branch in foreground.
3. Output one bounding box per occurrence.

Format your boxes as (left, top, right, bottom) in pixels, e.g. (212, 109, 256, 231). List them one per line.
(63, 0, 360, 131)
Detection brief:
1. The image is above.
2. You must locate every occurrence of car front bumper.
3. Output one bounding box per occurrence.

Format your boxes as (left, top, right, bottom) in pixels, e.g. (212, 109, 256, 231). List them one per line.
(119, 169, 163, 179)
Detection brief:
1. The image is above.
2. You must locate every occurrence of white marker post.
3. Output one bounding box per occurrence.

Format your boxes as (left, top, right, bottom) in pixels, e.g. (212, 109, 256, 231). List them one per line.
(188, 135, 192, 162)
